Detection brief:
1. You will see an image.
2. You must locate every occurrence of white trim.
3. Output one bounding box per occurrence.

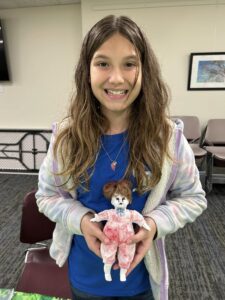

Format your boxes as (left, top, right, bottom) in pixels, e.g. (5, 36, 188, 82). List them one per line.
(92, 0, 225, 11)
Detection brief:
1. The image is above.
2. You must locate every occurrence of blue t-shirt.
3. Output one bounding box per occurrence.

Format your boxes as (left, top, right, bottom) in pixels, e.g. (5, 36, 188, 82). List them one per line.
(68, 131, 151, 296)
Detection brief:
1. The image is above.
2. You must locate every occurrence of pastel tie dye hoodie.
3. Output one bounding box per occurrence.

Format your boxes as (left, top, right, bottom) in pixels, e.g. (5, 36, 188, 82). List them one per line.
(36, 119, 207, 300)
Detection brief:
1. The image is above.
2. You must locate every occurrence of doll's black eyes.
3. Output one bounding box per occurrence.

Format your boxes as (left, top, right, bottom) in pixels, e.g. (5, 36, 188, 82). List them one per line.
(116, 197, 125, 201)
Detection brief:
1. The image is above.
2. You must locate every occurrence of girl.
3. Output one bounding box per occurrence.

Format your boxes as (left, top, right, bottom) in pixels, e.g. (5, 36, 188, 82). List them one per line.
(36, 15, 207, 300)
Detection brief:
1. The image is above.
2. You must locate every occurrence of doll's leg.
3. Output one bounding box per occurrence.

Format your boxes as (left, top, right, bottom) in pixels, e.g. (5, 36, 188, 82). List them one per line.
(103, 264, 113, 281)
(101, 242, 118, 281)
(118, 243, 136, 281)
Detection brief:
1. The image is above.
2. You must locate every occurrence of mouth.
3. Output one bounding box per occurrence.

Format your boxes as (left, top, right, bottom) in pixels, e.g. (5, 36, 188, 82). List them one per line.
(104, 89, 128, 96)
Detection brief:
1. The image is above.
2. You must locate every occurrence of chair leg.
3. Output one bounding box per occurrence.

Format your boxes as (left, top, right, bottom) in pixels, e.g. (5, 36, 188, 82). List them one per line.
(205, 153, 213, 194)
(198, 156, 207, 190)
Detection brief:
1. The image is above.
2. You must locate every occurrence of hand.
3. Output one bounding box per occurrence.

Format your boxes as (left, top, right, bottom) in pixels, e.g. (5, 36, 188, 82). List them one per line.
(126, 217, 157, 276)
(81, 213, 110, 258)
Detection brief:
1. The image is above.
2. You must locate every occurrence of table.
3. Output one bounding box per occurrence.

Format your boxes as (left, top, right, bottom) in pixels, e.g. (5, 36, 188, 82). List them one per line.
(0, 289, 69, 300)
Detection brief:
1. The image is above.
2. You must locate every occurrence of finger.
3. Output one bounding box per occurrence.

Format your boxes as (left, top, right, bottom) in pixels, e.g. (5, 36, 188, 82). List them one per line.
(94, 230, 110, 244)
(90, 225, 110, 244)
(126, 240, 151, 276)
(112, 262, 119, 270)
(127, 230, 146, 244)
(88, 239, 102, 258)
(113, 264, 119, 270)
(126, 251, 143, 276)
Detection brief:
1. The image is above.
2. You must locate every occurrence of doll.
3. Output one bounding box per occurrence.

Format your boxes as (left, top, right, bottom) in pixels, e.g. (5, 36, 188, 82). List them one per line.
(91, 179, 151, 282)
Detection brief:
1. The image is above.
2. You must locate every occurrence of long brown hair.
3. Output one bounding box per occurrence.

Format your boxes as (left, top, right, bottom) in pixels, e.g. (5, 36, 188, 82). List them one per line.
(54, 15, 171, 193)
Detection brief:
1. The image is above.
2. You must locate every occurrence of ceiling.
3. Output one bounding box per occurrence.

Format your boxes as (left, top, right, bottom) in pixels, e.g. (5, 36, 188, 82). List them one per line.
(0, 0, 80, 9)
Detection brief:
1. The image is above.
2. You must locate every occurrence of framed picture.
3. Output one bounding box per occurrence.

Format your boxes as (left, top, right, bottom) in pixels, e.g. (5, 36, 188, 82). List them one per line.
(187, 52, 225, 90)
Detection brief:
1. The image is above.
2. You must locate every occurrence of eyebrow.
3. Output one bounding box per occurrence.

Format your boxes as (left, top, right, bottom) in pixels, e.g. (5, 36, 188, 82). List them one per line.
(92, 54, 139, 61)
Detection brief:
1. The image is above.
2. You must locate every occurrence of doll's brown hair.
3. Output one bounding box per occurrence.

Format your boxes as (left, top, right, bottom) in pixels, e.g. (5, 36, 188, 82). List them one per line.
(103, 180, 132, 204)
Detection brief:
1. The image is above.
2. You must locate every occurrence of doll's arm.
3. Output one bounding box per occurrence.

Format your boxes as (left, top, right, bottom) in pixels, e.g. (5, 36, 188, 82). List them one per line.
(130, 210, 151, 231)
(90, 214, 101, 222)
(90, 210, 111, 222)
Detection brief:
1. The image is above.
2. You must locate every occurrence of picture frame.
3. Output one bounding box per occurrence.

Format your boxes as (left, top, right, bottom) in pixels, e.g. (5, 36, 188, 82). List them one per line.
(187, 52, 225, 90)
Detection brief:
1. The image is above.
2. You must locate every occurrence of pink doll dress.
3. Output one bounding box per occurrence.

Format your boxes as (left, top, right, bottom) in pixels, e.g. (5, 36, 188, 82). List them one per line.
(97, 209, 147, 269)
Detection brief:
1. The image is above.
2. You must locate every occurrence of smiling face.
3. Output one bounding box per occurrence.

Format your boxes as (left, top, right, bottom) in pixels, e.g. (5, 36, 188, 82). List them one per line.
(111, 193, 129, 209)
(90, 33, 142, 124)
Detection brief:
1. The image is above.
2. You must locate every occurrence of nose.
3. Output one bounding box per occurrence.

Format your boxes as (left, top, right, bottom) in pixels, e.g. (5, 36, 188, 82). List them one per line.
(108, 67, 124, 84)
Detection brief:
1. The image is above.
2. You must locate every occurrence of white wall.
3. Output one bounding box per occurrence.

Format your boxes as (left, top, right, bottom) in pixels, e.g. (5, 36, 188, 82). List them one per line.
(81, 0, 225, 127)
(0, 4, 81, 129)
(0, 0, 225, 129)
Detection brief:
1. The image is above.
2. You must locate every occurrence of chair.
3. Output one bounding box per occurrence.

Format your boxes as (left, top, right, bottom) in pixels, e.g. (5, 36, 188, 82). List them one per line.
(203, 119, 225, 193)
(16, 191, 72, 299)
(172, 116, 207, 186)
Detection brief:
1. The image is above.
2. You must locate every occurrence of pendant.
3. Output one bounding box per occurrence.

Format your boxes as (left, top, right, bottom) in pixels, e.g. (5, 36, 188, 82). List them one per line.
(111, 161, 117, 171)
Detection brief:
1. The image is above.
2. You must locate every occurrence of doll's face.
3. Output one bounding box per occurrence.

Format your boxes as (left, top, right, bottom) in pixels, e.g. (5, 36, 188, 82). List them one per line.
(111, 193, 129, 209)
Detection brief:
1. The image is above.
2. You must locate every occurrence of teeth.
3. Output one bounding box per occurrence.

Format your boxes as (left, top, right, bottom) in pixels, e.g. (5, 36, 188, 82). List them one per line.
(107, 89, 127, 95)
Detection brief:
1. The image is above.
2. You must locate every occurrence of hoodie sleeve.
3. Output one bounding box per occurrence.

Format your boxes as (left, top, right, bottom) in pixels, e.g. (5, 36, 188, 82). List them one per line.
(35, 124, 94, 235)
(146, 123, 207, 239)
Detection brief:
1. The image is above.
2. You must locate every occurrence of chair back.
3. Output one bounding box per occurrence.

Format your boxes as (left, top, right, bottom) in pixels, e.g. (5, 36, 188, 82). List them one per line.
(204, 119, 225, 145)
(172, 115, 201, 142)
(20, 191, 55, 244)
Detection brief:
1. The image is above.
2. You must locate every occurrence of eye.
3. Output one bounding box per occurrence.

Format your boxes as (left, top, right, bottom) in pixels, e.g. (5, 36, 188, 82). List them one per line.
(97, 62, 109, 68)
(125, 62, 137, 69)
(116, 197, 120, 200)
(122, 197, 125, 200)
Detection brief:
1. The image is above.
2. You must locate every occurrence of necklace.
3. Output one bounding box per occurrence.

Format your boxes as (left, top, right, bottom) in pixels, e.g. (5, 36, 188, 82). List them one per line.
(100, 136, 127, 171)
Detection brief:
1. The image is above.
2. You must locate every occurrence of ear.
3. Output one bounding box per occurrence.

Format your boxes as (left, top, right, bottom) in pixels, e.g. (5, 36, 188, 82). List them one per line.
(103, 181, 117, 199)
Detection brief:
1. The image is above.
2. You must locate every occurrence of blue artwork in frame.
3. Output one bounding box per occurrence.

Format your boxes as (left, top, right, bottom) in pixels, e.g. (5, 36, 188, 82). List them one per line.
(188, 52, 225, 90)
